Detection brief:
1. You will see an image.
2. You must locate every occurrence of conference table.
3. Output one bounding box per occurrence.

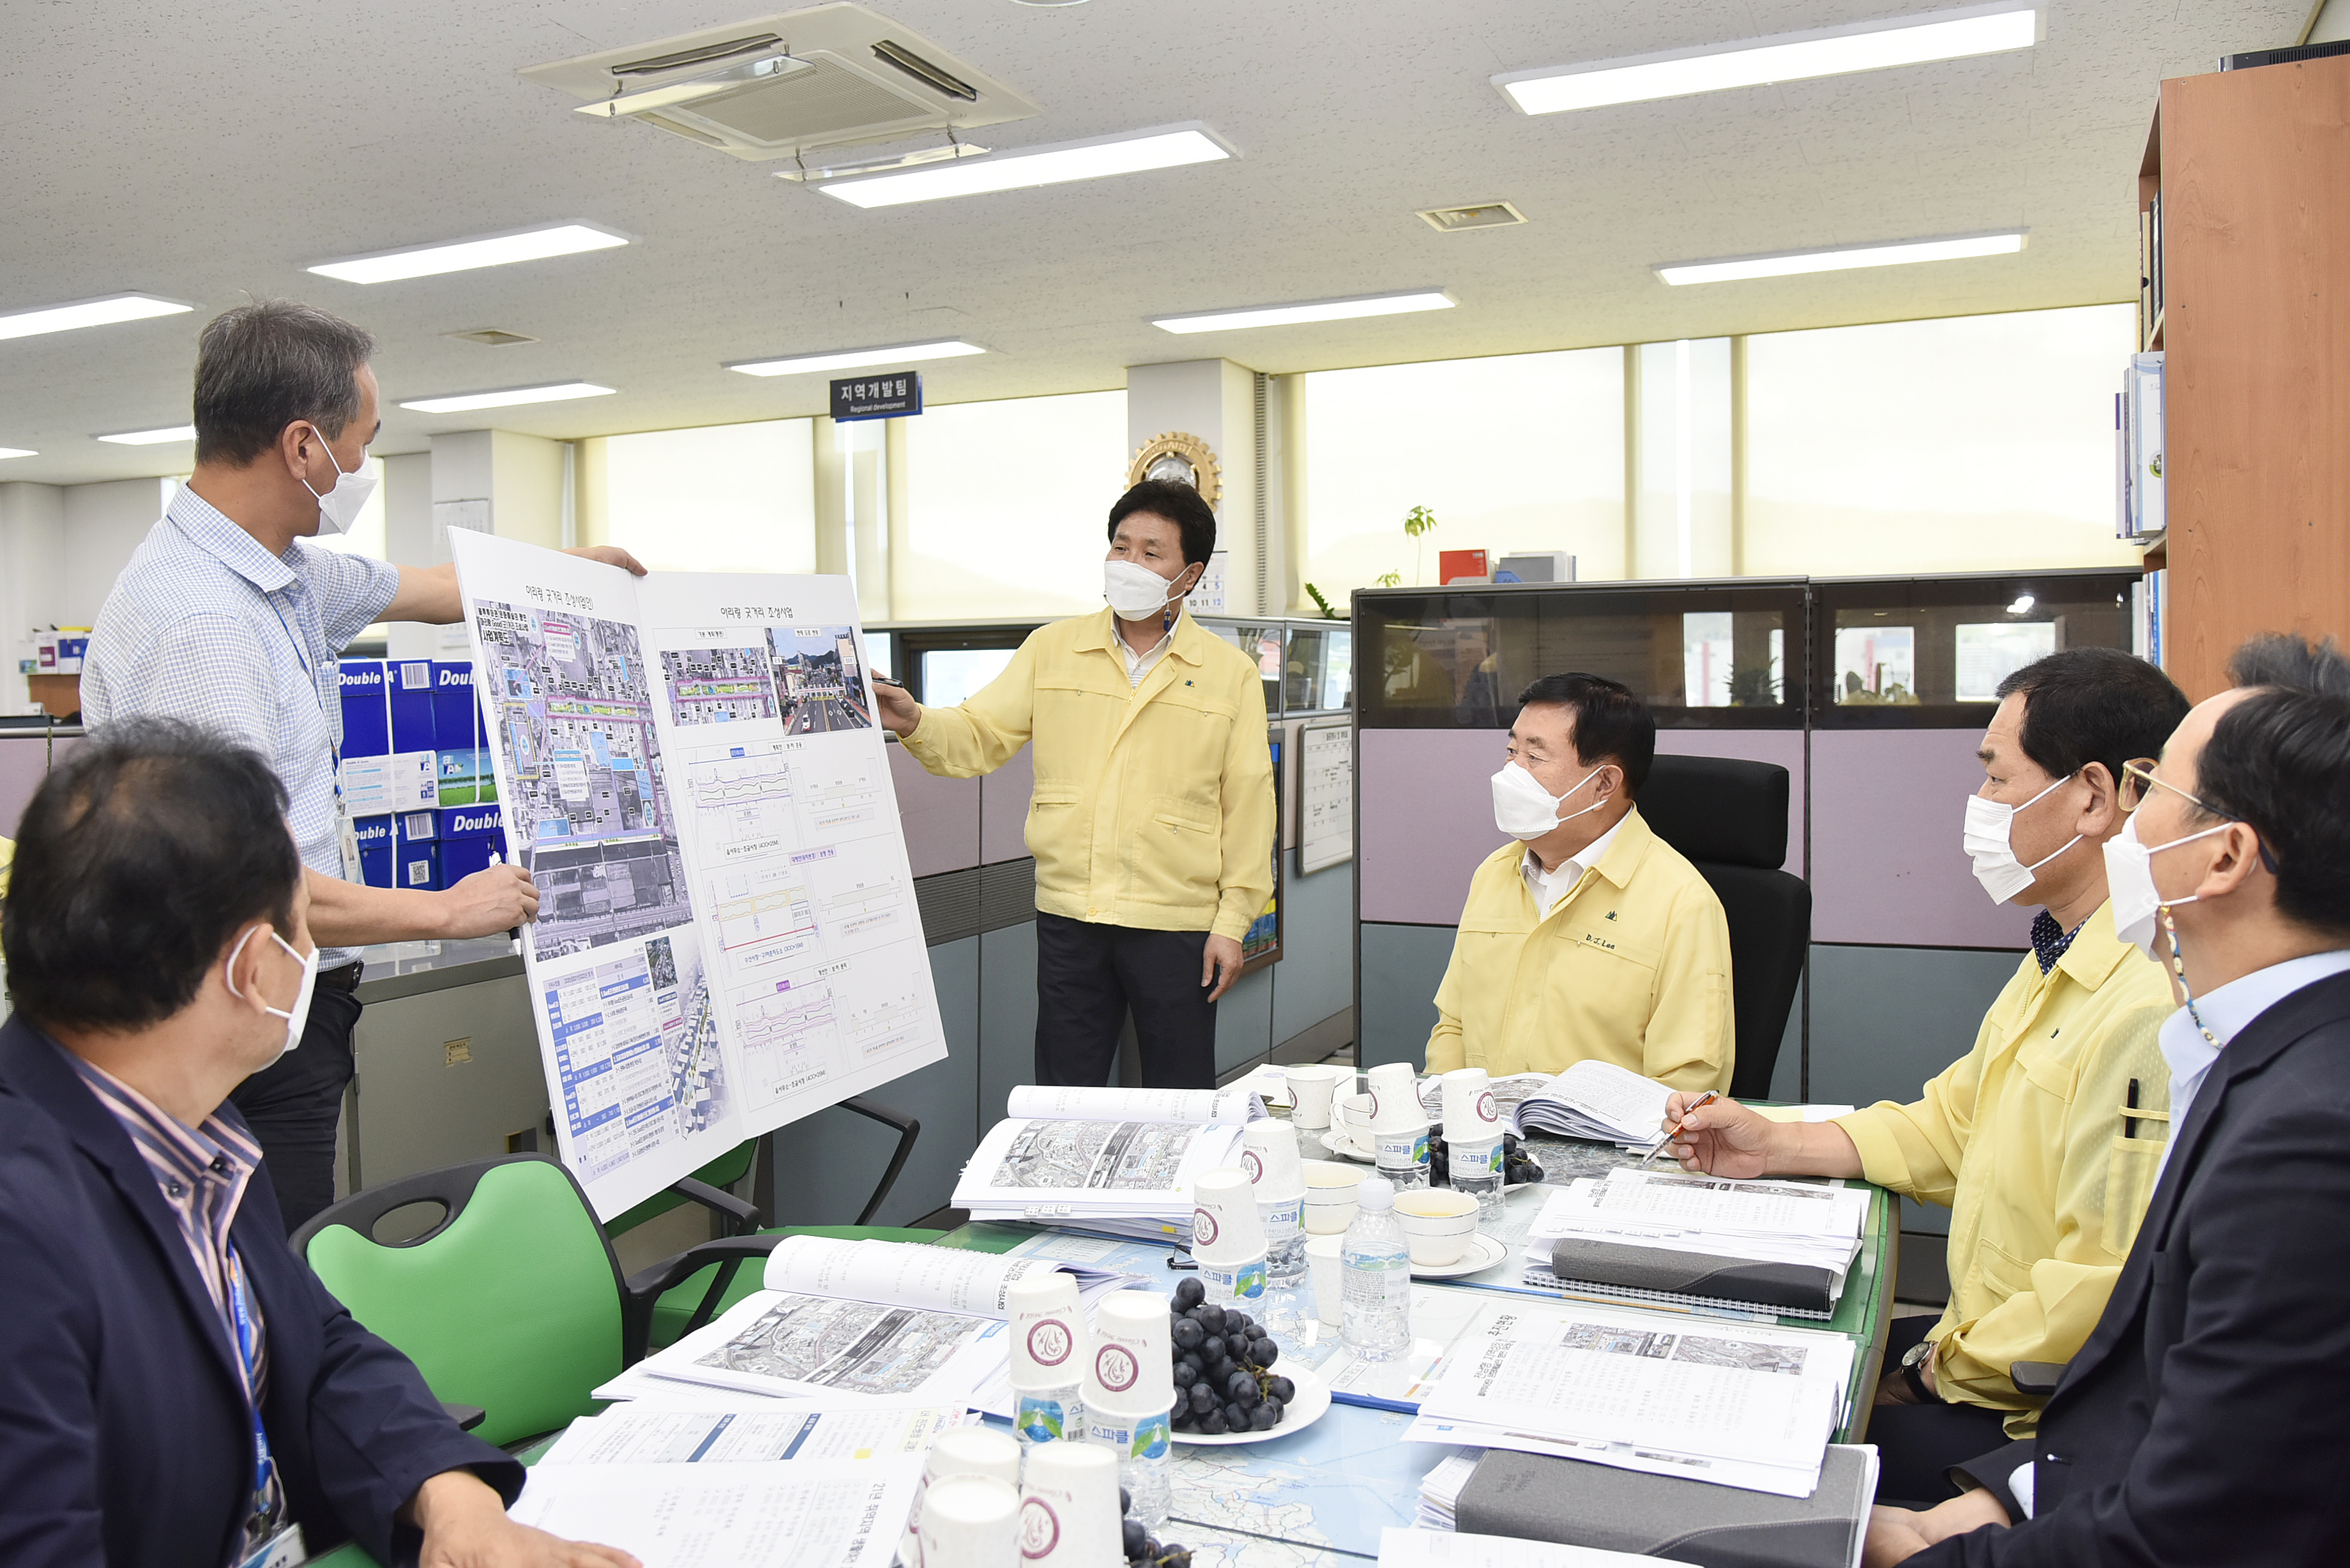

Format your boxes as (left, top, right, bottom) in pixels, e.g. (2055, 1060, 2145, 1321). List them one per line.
(315, 1127, 1897, 1568)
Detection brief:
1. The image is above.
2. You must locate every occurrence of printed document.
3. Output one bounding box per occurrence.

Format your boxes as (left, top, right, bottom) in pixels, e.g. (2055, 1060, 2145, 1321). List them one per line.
(542, 1403, 974, 1466)
(511, 1456, 920, 1568)
(954, 1117, 1245, 1226)
(1507, 1062, 1676, 1146)
(1379, 1526, 1695, 1568)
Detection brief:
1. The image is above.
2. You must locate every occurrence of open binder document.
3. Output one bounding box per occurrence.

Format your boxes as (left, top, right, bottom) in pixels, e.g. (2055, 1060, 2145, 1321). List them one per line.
(954, 1097, 1248, 1239)
(1406, 1297, 1851, 1497)
(542, 1401, 976, 1466)
(1520, 1170, 1869, 1316)
(1505, 1062, 1677, 1147)
(449, 532, 946, 1220)
(609, 1235, 1134, 1415)
(512, 1450, 921, 1568)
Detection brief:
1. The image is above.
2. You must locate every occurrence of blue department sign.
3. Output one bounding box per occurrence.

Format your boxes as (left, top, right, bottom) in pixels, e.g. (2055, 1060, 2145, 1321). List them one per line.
(830, 372, 923, 421)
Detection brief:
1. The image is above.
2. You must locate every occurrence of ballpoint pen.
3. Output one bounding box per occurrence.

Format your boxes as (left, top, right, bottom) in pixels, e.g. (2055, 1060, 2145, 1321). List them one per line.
(1641, 1091, 1718, 1168)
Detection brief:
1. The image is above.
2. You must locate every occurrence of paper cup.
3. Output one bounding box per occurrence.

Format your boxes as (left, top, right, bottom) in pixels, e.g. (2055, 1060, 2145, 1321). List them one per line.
(906, 1428, 1023, 1568)
(1282, 1064, 1347, 1131)
(1240, 1120, 1306, 1202)
(1019, 1443, 1121, 1568)
(1440, 1067, 1502, 1144)
(1393, 1189, 1480, 1267)
(1007, 1274, 1085, 1392)
(923, 1475, 1021, 1568)
(1084, 1290, 1174, 1417)
(1305, 1235, 1345, 1327)
(1365, 1063, 1420, 1132)
(1191, 1167, 1267, 1265)
(1301, 1161, 1363, 1234)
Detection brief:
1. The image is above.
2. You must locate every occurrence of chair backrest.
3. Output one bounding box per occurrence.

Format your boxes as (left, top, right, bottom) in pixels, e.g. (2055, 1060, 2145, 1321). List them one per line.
(1638, 755, 1811, 1101)
(294, 1154, 625, 1447)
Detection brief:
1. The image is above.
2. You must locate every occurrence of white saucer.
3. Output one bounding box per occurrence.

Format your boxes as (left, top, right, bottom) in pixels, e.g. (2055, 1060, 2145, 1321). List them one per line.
(1169, 1362, 1332, 1445)
(1319, 1127, 1377, 1163)
(1407, 1233, 1508, 1279)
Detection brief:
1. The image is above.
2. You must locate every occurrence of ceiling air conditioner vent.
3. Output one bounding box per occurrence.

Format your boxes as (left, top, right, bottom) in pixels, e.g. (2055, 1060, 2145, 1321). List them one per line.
(522, 3, 1038, 164)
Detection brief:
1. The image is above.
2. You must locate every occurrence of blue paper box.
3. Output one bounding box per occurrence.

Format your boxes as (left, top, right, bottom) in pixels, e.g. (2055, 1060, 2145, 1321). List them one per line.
(337, 661, 390, 758)
(388, 660, 437, 753)
(352, 813, 393, 889)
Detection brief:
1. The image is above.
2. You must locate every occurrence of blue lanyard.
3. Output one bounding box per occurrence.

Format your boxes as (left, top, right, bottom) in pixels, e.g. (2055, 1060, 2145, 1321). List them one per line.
(225, 1250, 281, 1538)
(266, 585, 344, 780)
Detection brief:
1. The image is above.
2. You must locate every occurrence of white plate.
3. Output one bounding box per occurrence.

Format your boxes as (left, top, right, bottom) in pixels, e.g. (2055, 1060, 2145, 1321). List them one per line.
(1319, 1127, 1377, 1163)
(1169, 1362, 1332, 1445)
(1407, 1233, 1508, 1279)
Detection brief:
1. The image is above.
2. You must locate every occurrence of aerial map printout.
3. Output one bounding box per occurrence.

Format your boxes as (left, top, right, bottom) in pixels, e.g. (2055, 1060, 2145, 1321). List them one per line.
(451, 532, 946, 1218)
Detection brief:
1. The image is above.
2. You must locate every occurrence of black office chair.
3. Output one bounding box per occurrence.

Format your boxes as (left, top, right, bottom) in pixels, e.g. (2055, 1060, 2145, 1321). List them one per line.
(1637, 755, 1811, 1101)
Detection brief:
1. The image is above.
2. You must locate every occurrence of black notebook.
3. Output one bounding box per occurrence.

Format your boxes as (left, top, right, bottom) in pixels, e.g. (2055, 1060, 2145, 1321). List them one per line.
(1453, 1444, 1876, 1568)
(1547, 1237, 1844, 1316)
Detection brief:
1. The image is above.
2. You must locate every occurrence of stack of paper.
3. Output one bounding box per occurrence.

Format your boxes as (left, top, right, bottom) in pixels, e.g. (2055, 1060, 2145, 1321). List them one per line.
(1520, 1170, 1869, 1316)
(600, 1235, 1134, 1416)
(512, 1401, 960, 1568)
(1505, 1062, 1676, 1148)
(1415, 1451, 1483, 1530)
(1414, 1073, 1555, 1129)
(1406, 1296, 1851, 1498)
(953, 1087, 1252, 1240)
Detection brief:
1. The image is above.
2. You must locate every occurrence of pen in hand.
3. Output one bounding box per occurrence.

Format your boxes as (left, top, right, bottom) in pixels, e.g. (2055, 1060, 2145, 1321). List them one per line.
(1643, 1091, 1719, 1168)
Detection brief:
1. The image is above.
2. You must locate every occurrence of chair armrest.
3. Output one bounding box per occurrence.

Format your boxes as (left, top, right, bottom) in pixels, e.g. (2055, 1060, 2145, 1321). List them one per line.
(838, 1096, 922, 1226)
(2009, 1361, 2068, 1397)
(619, 1234, 786, 1366)
(669, 1175, 763, 1235)
(441, 1402, 487, 1432)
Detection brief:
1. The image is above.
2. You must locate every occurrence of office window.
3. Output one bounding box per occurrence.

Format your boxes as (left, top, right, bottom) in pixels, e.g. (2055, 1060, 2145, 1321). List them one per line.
(1743, 306, 2139, 577)
(585, 420, 817, 573)
(1300, 348, 1625, 608)
(899, 390, 1128, 620)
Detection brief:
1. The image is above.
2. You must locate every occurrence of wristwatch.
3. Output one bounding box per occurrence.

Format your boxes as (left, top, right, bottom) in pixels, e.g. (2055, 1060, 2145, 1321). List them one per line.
(1899, 1338, 1942, 1403)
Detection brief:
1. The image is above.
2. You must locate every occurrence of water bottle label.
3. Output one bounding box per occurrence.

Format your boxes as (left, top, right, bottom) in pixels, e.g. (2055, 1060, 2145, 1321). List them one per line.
(1130, 1412, 1171, 1460)
(1258, 1197, 1303, 1230)
(1454, 1137, 1503, 1176)
(1376, 1127, 1429, 1168)
(1016, 1392, 1083, 1442)
(1201, 1255, 1267, 1300)
(1342, 1256, 1411, 1313)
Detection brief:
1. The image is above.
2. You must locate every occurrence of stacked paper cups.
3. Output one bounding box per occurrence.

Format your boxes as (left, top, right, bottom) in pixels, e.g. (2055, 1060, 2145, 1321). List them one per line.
(1017, 1441, 1123, 1568)
(1441, 1066, 1506, 1219)
(1083, 1292, 1177, 1527)
(1191, 1167, 1269, 1309)
(1366, 1062, 1431, 1189)
(904, 1426, 1021, 1568)
(1007, 1272, 1088, 1449)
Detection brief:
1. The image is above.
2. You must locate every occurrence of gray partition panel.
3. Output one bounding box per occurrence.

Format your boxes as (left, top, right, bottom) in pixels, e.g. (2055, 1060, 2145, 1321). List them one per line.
(890, 744, 982, 878)
(1273, 859, 1355, 1044)
(1358, 922, 1453, 1069)
(1810, 729, 2035, 949)
(777, 935, 981, 1226)
(349, 970, 548, 1193)
(979, 748, 1036, 865)
(1214, 965, 1275, 1078)
(978, 920, 1041, 1132)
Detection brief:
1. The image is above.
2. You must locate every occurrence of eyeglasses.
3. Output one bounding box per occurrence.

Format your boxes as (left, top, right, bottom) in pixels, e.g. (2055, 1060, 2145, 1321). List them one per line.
(2118, 758, 2197, 814)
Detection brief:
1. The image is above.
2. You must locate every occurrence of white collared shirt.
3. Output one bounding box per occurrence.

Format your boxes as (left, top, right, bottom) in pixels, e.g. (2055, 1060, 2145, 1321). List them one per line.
(2150, 946, 2350, 1187)
(1520, 813, 1628, 922)
(1118, 615, 1179, 688)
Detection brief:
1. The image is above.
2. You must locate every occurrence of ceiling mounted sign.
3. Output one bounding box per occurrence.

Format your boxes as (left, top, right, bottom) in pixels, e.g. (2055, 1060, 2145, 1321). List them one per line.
(1128, 430, 1221, 509)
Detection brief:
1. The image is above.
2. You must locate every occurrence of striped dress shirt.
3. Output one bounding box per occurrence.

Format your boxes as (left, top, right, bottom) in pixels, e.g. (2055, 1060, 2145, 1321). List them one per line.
(80, 486, 400, 967)
(60, 1046, 286, 1555)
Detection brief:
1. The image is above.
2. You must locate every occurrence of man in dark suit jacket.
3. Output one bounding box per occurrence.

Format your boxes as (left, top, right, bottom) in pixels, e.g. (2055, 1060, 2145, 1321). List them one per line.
(0, 720, 635, 1568)
(1866, 635, 2350, 1567)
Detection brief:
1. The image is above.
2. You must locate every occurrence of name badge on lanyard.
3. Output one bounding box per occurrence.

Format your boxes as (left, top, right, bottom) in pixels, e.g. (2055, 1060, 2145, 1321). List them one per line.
(237, 1524, 308, 1568)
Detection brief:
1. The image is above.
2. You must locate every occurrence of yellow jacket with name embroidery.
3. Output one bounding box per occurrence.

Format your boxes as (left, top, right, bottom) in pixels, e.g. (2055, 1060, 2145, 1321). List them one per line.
(1834, 901, 2175, 1433)
(899, 608, 1275, 942)
(1423, 807, 1734, 1090)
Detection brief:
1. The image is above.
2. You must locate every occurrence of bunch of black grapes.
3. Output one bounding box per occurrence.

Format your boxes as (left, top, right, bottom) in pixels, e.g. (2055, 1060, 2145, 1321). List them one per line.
(1165, 1277, 1294, 1435)
(1119, 1486, 1190, 1568)
(1426, 1133, 1545, 1187)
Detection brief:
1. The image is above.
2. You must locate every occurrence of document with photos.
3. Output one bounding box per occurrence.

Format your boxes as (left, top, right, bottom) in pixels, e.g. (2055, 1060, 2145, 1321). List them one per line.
(449, 532, 946, 1220)
(1520, 1170, 1867, 1287)
(1407, 1298, 1850, 1496)
(954, 1115, 1246, 1229)
(542, 1402, 975, 1466)
(1508, 1062, 1678, 1147)
(510, 1456, 920, 1568)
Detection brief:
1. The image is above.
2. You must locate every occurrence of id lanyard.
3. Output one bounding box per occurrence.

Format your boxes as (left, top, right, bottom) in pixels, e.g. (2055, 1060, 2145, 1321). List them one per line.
(224, 1250, 284, 1545)
(267, 590, 361, 881)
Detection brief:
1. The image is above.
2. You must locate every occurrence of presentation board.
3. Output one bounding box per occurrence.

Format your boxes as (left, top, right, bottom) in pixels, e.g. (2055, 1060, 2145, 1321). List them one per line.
(450, 532, 946, 1219)
(1298, 720, 1354, 874)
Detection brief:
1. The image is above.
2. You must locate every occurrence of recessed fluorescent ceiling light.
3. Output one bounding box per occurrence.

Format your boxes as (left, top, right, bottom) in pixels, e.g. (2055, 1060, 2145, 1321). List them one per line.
(1656, 231, 2026, 285)
(399, 382, 616, 414)
(0, 448, 35, 460)
(1152, 291, 1455, 335)
(308, 224, 627, 284)
(729, 340, 986, 377)
(0, 293, 192, 342)
(97, 425, 197, 445)
(1499, 4, 2038, 114)
(819, 126, 1228, 209)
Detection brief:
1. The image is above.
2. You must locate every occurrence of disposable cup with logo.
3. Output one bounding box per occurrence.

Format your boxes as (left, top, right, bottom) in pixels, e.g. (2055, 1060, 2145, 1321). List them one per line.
(1083, 1290, 1174, 1417)
(1364, 1062, 1422, 1132)
(921, 1475, 1021, 1568)
(1190, 1167, 1268, 1306)
(905, 1427, 1022, 1568)
(1441, 1066, 1506, 1217)
(1006, 1273, 1088, 1446)
(1239, 1121, 1307, 1202)
(1017, 1440, 1121, 1568)
(1282, 1063, 1347, 1131)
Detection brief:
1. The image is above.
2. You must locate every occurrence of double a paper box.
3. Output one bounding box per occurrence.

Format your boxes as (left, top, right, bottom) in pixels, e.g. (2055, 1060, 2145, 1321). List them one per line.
(395, 810, 442, 889)
(388, 660, 437, 753)
(337, 660, 390, 758)
(341, 751, 436, 816)
(430, 661, 480, 748)
(352, 814, 393, 889)
(437, 803, 504, 883)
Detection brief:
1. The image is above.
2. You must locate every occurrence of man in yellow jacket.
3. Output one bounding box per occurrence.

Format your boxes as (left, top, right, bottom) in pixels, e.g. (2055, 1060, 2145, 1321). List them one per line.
(1662, 646, 2189, 1507)
(1424, 672, 1734, 1091)
(873, 479, 1273, 1088)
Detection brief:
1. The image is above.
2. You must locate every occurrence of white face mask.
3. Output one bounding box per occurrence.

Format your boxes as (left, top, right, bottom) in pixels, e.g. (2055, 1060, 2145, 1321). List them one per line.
(1491, 761, 1607, 841)
(299, 425, 377, 536)
(225, 925, 319, 1060)
(2103, 809, 2232, 961)
(1962, 772, 2082, 905)
(1103, 558, 1188, 621)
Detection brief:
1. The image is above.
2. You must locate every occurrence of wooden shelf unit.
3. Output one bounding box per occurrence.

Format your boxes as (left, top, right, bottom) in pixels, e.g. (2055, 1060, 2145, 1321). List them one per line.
(2139, 56, 2350, 700)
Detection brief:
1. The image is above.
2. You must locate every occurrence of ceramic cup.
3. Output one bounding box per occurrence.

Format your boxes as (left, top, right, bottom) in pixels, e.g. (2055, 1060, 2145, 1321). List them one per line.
(1282, 1064, 1348, 1132)
(1305, 1234, 1346, 1327)
(1393, 1188, 1481, 1268)
(1334, 1093, 1377, 1151)
(1300, 1161, 1364, 1235)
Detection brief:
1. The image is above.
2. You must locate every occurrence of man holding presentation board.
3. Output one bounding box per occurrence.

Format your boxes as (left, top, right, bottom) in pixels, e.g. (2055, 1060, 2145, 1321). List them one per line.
(872, 478, 1274, 1090)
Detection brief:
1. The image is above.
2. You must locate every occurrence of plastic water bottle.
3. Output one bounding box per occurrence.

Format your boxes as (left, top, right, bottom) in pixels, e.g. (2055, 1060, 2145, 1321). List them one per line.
(1084, 1408, 1171, 1528)
(1258, 1192, 1308, 1333)
(1449, 1131, 1505, 1219)
(1374, 1120, 1432, 1191)
(1013, 1382, 1087, 1452)
(1340, 1177, 1413, 1362)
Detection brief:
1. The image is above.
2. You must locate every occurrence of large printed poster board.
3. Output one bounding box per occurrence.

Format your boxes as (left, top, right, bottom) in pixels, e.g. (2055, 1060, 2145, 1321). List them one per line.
(450, 532, 946, 1218)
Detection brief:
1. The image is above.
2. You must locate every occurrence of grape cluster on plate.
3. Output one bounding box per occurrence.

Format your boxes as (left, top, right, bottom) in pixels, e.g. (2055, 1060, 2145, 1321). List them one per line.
(1119, 1486, 1190, 1568)
(1166, 1276, 1294, 1435)
(1427, 1132, 1545, 1187)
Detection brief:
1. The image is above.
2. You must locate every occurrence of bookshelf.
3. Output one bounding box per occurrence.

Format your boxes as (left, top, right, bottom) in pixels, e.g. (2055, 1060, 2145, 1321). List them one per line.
(2135, 55, 2350, 700)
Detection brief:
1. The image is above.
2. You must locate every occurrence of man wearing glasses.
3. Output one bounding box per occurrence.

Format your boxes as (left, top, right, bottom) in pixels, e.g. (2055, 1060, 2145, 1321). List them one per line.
(1860, 633, 2350, 1566)
(1665, 647, 2188, 1505)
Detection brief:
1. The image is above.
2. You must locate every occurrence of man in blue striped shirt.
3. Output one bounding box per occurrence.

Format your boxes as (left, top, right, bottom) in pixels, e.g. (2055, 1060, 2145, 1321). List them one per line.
(0, 720, 635, 1568)
(82, 299, 641, 1230)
